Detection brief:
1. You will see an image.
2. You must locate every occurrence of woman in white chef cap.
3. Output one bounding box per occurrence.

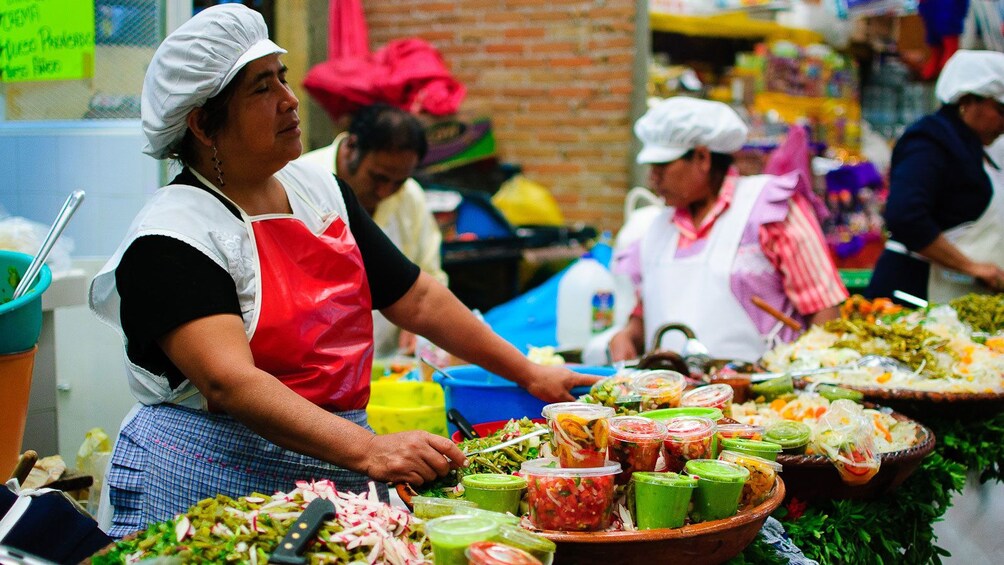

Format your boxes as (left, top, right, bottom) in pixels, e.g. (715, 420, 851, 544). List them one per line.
(89, 4, 598, 538)
(866, 50, 1004, 304)
(607, 97, 847, 364)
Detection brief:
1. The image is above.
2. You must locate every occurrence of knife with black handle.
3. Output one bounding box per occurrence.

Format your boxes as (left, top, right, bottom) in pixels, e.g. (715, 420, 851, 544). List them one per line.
(268, 498, 336, 564)
(447, 408, 480, 440)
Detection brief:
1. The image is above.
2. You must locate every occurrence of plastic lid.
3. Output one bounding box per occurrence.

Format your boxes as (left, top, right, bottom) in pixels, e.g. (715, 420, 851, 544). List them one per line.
(608, 416, 668, 441)
(541, 401, 615, 420)
(520, 457, 621, 477)
(681, 384, 734, 407)
(663, 416, 716, 439)
(684, 459, 750, 483)
(719, 450, 783, 473)
(631, 370, 686, 394)
(632, 471, 698, 488)
(641, 406, 723, 422)
(425, 514, 498, 538)
(411, 496, 477, 510)
(716, 424, 765, 438)
(456, 506, 521, 526)
(466, 541, 543, 565)
(495, 524, 557, 554)
(463, 474, 528, 491)
(764, 421, 812, 447)
(720, 438, 783, 454)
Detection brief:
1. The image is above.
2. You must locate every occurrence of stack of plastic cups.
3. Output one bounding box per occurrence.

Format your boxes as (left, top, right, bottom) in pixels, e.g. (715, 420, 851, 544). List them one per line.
(0, 250, 52, 479)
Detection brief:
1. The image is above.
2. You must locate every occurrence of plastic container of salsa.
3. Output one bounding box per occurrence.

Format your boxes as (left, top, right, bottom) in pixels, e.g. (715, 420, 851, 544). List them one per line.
(425, 515, 498, 565)
(640, 406, 723, 423)
(662, 417, 716, 473)
(456, 506, 522, 527)
(493, 524, 557, 565)
(411, 495, 477, 519)
(542, 402, 614, 468)
(521, 458, 621, 531)
(681, 384, 735, 418)
(462, 474, 528, 515)
(607, 416, 667, 484)
(631, 370, 686, 411)
(719, 438, 783, 462)
(764, 421, 812, 455)
(684, 459, 750, 523)
(466, 541, 544, 565)
(713, 424, 765, 457)
(718, 450, 782, 509)
(632, 472, 698, 530)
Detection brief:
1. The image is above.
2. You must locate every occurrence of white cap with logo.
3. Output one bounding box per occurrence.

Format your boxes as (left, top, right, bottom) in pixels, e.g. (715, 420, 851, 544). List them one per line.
(635, 97, 749, 165)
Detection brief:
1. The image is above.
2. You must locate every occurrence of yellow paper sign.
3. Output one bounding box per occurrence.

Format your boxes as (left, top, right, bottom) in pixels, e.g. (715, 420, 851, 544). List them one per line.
(1, 0, 95, 83)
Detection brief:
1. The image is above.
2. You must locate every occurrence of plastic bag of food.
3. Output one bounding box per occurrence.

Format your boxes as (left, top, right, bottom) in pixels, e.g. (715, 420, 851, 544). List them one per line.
(0, 212, 75, 277)
(76, 428, 112, 516)
(813, 400, 880, 485)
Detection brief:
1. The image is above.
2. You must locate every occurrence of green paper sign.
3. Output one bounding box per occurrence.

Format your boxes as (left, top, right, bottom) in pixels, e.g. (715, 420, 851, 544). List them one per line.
(1, 0, 95, 83)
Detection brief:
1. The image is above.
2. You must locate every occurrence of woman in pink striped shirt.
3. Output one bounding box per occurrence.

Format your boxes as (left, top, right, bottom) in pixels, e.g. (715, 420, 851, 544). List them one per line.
(608, 97, 847, 364)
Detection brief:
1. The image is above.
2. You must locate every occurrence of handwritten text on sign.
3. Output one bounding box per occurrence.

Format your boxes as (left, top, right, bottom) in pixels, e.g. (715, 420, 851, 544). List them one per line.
(1, 0, 95, 83)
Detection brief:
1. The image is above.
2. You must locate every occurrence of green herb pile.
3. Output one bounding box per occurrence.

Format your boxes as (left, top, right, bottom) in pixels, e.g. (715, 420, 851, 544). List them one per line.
(823, 319, 950, 377)
(418, 418, 548, 497)
(949, 293, 1004, 334)
(738, 410, 1004, 563)
(91, 486, 431, 564)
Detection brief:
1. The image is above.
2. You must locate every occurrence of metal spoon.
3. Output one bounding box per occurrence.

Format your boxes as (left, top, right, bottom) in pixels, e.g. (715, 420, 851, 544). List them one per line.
(12, 191, 85, 300)
(419, 356, 455, 380)
(751, 354, 914, 382)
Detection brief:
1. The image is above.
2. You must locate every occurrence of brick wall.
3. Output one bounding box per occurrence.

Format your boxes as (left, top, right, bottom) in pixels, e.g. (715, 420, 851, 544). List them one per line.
(363, 0, 639, 232)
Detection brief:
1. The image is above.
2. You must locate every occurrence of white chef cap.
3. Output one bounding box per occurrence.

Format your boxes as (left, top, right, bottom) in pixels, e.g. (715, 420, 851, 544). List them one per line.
(141, 4, 287, 159)
(935, 50, 1004, 105)
(635, 97, 749, 164)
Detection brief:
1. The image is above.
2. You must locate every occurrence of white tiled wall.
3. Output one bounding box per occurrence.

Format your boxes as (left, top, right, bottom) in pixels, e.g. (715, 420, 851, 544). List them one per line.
(1, 121, 161, 459)
(0, 120, 162, 258)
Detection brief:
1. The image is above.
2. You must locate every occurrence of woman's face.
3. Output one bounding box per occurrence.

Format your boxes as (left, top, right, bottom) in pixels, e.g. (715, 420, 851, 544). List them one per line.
(647, 150, 713, 209)
(962, 97, 1004, 145)
(214, 54, 301, 172)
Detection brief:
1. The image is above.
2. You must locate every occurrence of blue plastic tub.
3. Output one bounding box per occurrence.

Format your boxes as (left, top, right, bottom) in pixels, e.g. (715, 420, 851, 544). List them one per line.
(435, 364, 615, 433)
(0, 250, 52, 355)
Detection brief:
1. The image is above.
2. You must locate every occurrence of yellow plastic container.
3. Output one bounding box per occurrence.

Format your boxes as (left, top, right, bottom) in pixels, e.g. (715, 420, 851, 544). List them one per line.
(367, 380, 448, 437)
(0, 346, 37, 479)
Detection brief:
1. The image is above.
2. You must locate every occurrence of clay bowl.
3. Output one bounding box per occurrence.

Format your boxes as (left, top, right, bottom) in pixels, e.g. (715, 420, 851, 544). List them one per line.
(776, 411, 935, 501)
(537, 478, 785, 565)
(805, 382, 1004, 419)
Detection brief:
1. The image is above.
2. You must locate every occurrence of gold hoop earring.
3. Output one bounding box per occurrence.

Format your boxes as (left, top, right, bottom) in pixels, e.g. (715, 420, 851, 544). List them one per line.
(212, 144, 225, 188)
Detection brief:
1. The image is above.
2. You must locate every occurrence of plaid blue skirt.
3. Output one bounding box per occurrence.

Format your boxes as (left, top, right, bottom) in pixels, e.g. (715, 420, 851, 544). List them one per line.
(105, 404, 386, 539)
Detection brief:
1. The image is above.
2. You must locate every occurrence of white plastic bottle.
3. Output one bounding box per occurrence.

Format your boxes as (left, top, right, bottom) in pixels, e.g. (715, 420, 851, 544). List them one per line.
(556, 252, 616, 349)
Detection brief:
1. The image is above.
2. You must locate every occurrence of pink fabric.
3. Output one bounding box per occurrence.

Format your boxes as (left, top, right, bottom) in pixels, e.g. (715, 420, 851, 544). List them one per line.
(763, 126, 829, 222)
(304, 38, 467, 121)
(328, 0, 369, 60)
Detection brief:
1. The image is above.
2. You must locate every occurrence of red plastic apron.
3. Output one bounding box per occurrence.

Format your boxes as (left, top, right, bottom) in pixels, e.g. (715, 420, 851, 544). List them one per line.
(247, 213, 373, 411)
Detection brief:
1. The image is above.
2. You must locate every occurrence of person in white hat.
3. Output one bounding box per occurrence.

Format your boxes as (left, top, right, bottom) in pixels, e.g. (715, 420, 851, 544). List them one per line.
(88, 4, 597, 537)
(866, 49, 1004, 303)
(608, 97, 846, 364)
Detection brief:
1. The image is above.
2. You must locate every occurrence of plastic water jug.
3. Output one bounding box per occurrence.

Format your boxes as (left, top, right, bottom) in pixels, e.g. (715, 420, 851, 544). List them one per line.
(556, 252, 616, 349)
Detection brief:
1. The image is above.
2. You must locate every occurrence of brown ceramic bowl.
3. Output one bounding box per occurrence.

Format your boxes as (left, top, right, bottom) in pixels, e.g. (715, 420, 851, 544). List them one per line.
(776, 410, 935, 501)
(536, 477, 785, 565)
(802, 381, 1004, 419)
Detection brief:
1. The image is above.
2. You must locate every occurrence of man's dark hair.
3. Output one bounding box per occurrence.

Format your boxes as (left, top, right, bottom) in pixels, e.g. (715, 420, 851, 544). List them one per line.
(346, 104, 428, 169)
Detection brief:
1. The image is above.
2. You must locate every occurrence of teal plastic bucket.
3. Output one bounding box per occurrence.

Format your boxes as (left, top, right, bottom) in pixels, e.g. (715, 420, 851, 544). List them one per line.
(0, 250, 53, 354)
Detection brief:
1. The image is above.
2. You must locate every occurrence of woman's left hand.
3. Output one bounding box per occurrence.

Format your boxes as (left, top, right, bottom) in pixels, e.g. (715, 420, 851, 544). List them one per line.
(524, 365, 603, 403)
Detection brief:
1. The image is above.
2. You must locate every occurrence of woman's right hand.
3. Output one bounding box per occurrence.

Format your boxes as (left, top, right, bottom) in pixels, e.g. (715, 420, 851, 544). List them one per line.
(609, 329, 640, 362)
(970, 261, 1004, 292)
(362, 431, 467, 486)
